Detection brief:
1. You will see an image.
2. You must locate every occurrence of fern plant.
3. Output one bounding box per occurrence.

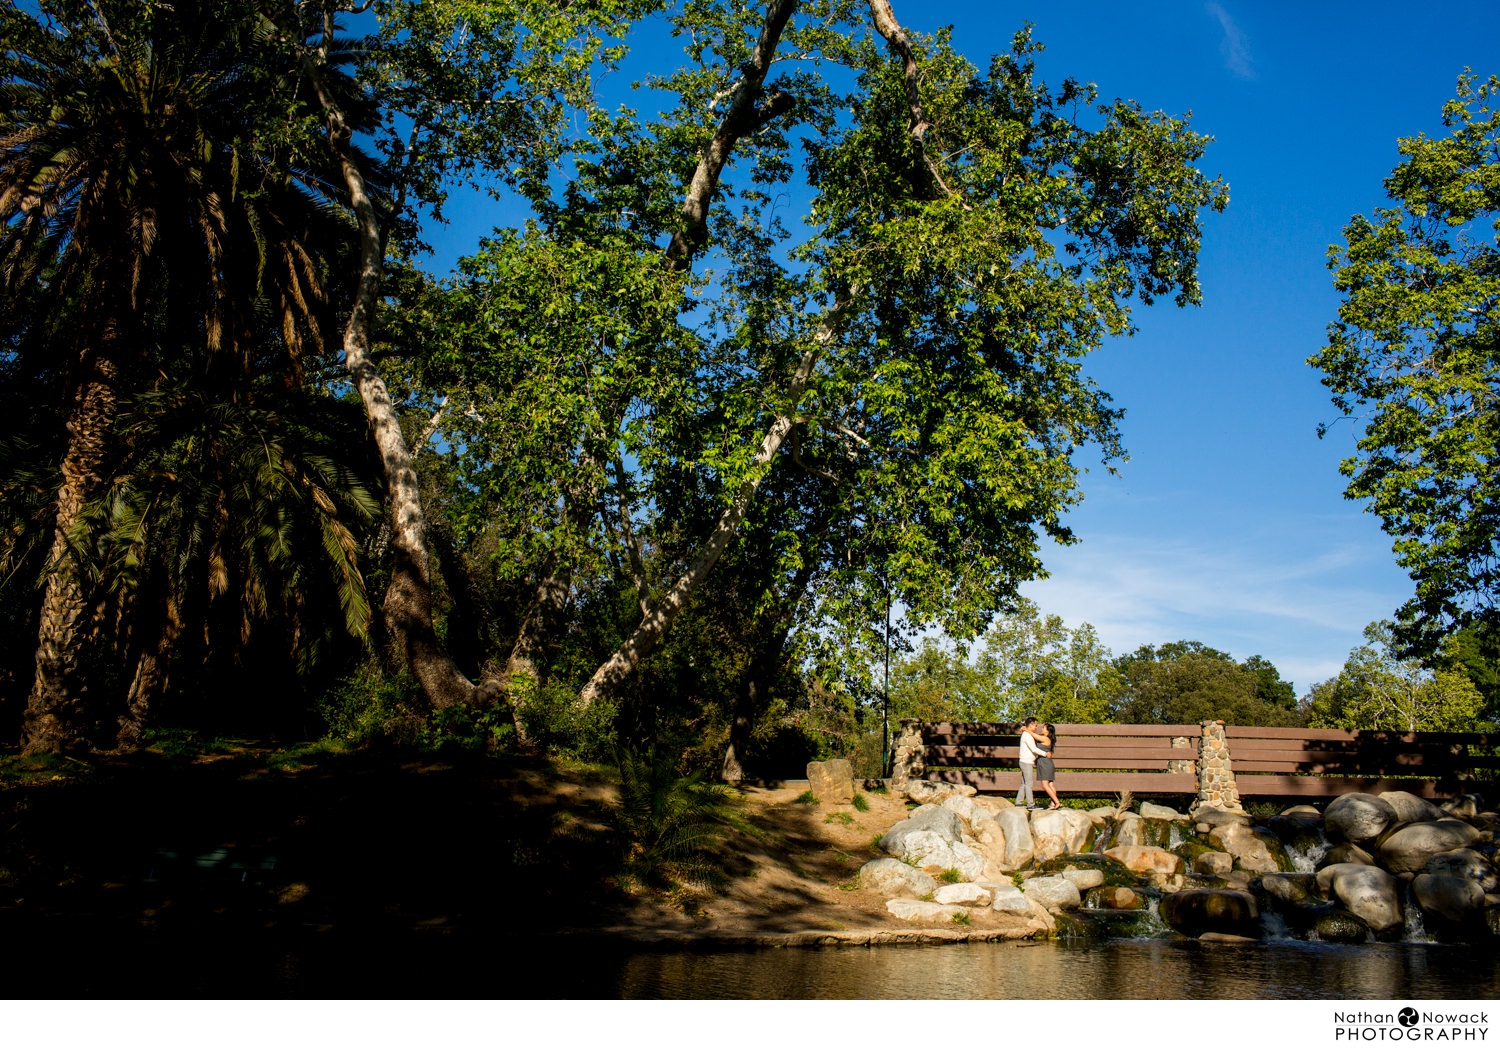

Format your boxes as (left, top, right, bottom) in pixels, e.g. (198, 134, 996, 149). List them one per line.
(612, 745, 737, 891)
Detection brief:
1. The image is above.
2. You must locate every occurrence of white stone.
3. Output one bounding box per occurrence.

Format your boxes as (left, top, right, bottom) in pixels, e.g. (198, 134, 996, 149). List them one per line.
(1022, 875, 1082, 911)
(996, 806, 1035, 870)
(1030, 807, 1095, 857)
(1378, 790, 1447, 825)
(1379, 820, 1482, 876)
(934, 882, 993, 906)
(858, 857, 937, 899)
(1209, 823, 1284, 874)
(982, 881, 1033, 914)
(1141, 802, 1188, 821)
(880, 805, 963, 855)
(1317, 862, 1403, 932)
(900, 830, 987, 880)
(1104, 845, 1184, 876)
(1324, 793, 1398, 844)
(941, 795, 979, 824)
(1059, 868, 1104, 891)
(885, 899, 970, 923)
(904, 780, 977, 805)
(1087, 806, 1117, 821)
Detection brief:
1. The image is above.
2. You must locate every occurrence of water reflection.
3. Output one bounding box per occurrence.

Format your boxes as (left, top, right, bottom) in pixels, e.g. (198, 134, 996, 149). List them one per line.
(612, 939, 1500, 1000)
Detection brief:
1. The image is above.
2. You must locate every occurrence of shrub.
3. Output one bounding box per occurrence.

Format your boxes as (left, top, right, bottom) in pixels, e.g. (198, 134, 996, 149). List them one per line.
(612, 745, 738, 891)
(793, 790, 818, 805)
(938, 868, 962, 883)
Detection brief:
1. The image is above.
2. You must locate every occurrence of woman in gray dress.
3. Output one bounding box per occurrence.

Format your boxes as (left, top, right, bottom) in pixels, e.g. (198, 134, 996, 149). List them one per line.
(1035, 722, 1061, 810)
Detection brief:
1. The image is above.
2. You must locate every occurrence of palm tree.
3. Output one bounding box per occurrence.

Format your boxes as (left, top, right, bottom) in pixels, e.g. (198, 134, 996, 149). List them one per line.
(0, 0, 351, 750)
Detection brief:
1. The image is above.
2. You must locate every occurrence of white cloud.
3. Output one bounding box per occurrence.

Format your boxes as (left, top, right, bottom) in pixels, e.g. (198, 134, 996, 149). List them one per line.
(1017, 524, 1410, 694)
(1206, 2, 1255, 79)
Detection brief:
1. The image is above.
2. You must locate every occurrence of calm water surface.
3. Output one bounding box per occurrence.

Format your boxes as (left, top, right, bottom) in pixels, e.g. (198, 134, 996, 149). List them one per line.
(596, 939, 1500, 999)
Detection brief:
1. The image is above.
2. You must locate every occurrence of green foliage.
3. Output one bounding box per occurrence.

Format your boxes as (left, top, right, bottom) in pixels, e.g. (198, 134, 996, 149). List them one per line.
(824, 811, 854, 826)
(951, 911, 971, 926)
(793, 790, 819, 805)
(851, 792, 870, 812)
(1311, 72, 1500, 651)
(612, 745, 739, 891)
(1108, 642, 1304, 727)
(318, 662, 424, 745)
(517, 681, 618, 761)
(1308, 621, 1489, 732)
(938, 867, 962, 884)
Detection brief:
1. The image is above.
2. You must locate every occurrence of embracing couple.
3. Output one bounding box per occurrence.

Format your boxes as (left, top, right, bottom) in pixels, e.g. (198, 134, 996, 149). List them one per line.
(1015, 716, 1060, 812)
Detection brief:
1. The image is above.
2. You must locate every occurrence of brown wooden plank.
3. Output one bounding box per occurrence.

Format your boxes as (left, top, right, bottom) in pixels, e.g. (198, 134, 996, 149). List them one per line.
(924, 744, 1194, 761)
(1226, 726, 1496, 746)
(921, 722, 1199, 737)
(925, 770, 1197, 794)
(1230, 748, 1490, 767)
(1232, 775, 1476, 798)
(1228, 760, 1485, 775)
(923, 756, 1175, 771)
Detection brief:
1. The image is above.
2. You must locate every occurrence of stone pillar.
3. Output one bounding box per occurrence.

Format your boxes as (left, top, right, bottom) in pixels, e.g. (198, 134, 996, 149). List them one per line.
(890, 718, 926, 793)
(1192, 719, 1243, 814)
(1167, 735, 1196, 775)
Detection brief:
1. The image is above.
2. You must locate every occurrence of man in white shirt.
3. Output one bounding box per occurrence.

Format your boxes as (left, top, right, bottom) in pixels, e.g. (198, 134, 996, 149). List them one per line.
(1015, 716, 1043, 811)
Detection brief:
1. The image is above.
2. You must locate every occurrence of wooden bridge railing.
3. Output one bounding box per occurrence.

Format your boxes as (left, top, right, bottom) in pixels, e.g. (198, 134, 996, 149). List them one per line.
(918, 721, 1199, 796)
(904, 720, 1497, 800)
(1226, 725, 1498, 799)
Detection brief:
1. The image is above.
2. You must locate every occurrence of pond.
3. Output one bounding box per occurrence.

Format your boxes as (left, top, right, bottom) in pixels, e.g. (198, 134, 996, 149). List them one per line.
(584, 938, 1500, 1000)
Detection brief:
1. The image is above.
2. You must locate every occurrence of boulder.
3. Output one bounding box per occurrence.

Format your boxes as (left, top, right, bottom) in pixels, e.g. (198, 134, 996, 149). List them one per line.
(970, 819, 1010, 877)
(859, 857, 938, 899)
(996, 807, 1035, 871)
(1379, 790, 1446, 825)
(1022, 875, 1082, 911)
(904, 780, 977, 805)
(1209, 823, 1289, 873)
(983, 881, 1033, 914)
(934, 882, 993, 907)
(1030, 808, 1094, 862)
(1259, 873, 1322, 907)
(1314, 908, 1371, 944)
(1267, 812, 1326, 857)
(1323, 793, 1398, 844)
(1441, 794, 1484, 820)
(1412, 873, 1487, 925)
(880, 804, 963, 855)
(973, 796, 1013, 814)
(1140, 802, 1189, 821)
(1191, 805, 1251, 828)
(1058, 868, 1105, 891)
(1087, 806, 1117, 821)
(1111, 813, 1172, 849)
(1193, 851, 1233, 877)
(1379, 819, 1483, 876)
(806, 760, 854, 804)
(898, 830, 988, 880)
(885, 899, 969, 923)
(1104, 845, 1184, 877)
(1094, 885, 1142, 910)
(1316, 862, 1403, 932)
(1422, 848, 1498, 892)
(941, 794, 979, 824)
(1282, 805, 1323, 819)
(1320, 842, 1375, 868)
(1159, 889, 1260, 938)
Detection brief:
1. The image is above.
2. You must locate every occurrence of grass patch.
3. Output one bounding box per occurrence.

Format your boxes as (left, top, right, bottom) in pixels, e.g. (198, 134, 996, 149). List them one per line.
(1011, 872, 1026, 890)
(951, 911, 971, 926)
(938, 867, 962, 883)
(869, 832, 885, 850)
(793, 790, 818, 805)
(824, 812, 854, 826)
(837, 878, 860, 892)
(266, 739, 351, 770)
(851, 793, 870, 812)
(869, 783, 889, 795)
(919, 891, 935, 902)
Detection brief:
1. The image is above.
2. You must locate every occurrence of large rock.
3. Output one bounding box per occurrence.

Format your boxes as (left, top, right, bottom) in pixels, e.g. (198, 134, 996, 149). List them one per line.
(1094, 885, 1142, 910)
(1379, 790, 1446, 825)
(1058, 868, 1104, 891)
(1379, 819, 1483, 876)
(941, 794, 980, 824)
(1314, 908, 1371, 944)
(880, 804, 963, 855)
(1320, 842, 1375, 868)
(1209, 823, 1288, 873)
(1141, 802, 1189, 821)
(1159, 889, 1259, 938)
(1191, 805, 1251, 828)
(996, 807, 1035, 870)
(1022, 875, 1082, 911)
(885, 899, 969, 923)
(859, 858, 938, 899)
(898, 830, 987, 880)
(1441, 794, 1483, 820)
(973, 796, 1013, 815)
(904, 780, 977, 805)
(806, 760, 854, 804)
(1324, 793, 1399, 844)
(1259, 873, 1322, 906)
(1316, 862, 1403, 932)
(1412, 873, 1486, 925)
(1422, 848, 1499, 892)
(1111, 813, 1172, 849)
(1030, 808, 1095, 863)
(1193, 851, 1233, 877)
(970, 819, 1010, 877)
(934, 882, 993, 907)
(983, 881, 1033, 914)
(1104, 845, 1184, 877)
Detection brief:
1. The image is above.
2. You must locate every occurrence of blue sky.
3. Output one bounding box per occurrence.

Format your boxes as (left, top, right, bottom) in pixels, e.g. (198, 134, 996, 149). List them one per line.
(420, 2, 1499, 694)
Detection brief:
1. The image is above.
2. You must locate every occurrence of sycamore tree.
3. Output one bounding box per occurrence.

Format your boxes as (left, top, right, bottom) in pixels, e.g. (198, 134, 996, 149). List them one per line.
(1308, 621, 1486, 732)
(1311, 72, 1500, 656)
(409, 3, 1229, 718)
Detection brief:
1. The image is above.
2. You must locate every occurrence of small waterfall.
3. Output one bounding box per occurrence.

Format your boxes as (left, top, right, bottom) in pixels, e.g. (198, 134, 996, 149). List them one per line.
(1403, 888, 1436, 944)
(1260, 909, 1296, 942)
(1126, 896, 1171, 940)
(1166, 823, 1191, 848)
(1283, 834, 1328, 874)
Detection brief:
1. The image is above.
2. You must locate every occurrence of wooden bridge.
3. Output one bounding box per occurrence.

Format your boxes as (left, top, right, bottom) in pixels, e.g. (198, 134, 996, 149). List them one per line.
(907, 720, 1497, 800)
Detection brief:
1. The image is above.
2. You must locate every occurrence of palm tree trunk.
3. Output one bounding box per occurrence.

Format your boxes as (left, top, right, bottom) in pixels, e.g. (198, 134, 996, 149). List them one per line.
(22, 354, 120, 753)
(117, 589, 182, 750)
(299, 14, 487, 710)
